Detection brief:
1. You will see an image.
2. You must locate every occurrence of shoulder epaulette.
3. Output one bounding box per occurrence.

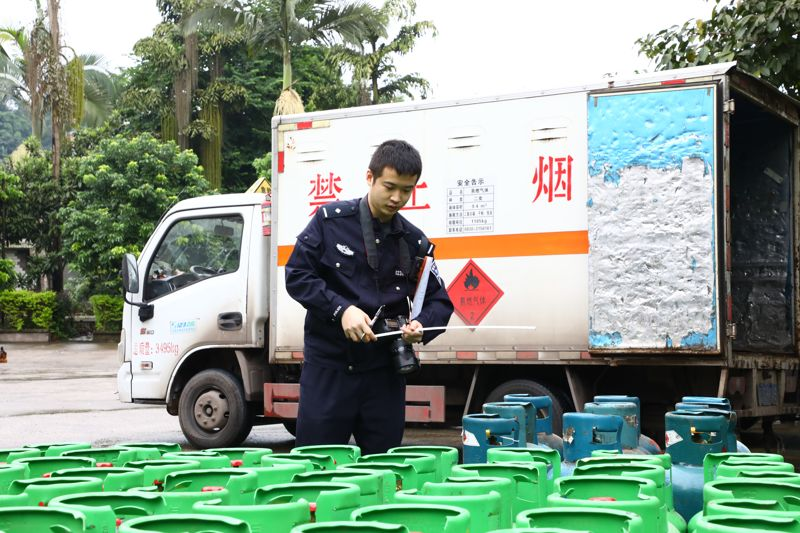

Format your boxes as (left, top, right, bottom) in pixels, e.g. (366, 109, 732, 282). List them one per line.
(320, 200, 358, 219)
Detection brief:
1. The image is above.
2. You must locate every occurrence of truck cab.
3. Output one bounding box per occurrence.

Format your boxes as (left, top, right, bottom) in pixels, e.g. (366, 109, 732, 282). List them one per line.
(117, 193, 271, 447)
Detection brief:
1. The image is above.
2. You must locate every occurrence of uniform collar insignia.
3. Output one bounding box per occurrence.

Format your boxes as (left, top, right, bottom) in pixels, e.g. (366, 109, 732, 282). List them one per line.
(336, 243, 354, 256)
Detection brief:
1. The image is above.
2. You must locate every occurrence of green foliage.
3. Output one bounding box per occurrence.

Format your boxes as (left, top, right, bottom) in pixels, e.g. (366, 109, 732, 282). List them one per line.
(89, 294, 123, 332)
(3, 137, 73, 289)
(0, 289, 57, 331)
(331, 0, 435, 104)
(0, 165, 23, 256)
(252, 152, 271, 181)
(0, 103, 31, 157)
(60, 133, 210, 297)
(637, 0, 800, 97)
(0, 259, 16, 292)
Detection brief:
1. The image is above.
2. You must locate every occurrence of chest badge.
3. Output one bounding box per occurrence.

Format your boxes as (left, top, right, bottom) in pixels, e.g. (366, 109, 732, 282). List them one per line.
(336, 243, 354, 256)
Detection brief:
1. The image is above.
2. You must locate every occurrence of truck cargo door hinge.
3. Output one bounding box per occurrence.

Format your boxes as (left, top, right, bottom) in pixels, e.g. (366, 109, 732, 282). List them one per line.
(726, 323, 737, 339)
(723, 99, 735, 114)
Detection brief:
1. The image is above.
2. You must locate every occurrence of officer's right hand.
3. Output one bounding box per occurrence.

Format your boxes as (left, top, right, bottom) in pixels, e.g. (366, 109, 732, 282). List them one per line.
(342, 305, 376, 343)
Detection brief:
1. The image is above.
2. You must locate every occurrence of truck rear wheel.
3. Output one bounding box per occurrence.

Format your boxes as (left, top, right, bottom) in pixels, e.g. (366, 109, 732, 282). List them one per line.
(179, 369, 253, 448)
(484, 378, 574, 435)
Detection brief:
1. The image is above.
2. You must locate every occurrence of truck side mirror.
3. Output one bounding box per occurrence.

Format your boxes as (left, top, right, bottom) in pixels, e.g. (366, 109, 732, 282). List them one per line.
(121, 253, 140, 294)
(121, 253, 155, 322)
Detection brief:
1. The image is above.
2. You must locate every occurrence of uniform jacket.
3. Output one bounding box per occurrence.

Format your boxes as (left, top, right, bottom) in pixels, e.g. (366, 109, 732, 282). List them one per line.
(285, 197, 454, 372)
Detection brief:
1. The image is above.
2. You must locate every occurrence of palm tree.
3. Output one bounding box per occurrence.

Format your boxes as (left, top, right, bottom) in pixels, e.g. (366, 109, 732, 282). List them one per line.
(0, 26, 115, 138)
(0, 21, 48, 140)
(188, 0, 383, 114)
(331, 0, 434, 105)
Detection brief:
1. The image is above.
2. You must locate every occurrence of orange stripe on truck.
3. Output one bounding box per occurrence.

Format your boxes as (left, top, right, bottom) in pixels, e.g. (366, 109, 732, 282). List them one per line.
(277, 230, 588, 266)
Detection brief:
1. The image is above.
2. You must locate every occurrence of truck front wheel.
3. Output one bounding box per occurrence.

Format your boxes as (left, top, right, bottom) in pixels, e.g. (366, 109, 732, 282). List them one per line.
(178, 369, 253, 448)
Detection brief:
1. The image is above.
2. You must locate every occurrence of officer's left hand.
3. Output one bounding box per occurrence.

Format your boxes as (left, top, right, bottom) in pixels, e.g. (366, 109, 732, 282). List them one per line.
(401, 320, 423, 344)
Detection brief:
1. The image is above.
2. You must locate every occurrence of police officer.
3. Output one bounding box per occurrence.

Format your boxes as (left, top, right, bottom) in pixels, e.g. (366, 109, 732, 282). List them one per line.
(285, 139, 454, 455)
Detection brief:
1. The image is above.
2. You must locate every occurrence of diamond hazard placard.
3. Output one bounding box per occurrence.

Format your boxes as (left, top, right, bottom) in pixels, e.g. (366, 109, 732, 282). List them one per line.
(447, 259, 503, 326)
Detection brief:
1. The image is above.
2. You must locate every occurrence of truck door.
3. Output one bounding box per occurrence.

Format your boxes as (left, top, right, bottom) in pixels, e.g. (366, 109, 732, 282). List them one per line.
(586, 85, 721, 352)
(130, 207, 251, 399)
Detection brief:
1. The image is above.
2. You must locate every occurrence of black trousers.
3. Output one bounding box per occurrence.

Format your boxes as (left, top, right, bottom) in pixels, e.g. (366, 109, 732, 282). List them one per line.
(295, 362, 406, 456)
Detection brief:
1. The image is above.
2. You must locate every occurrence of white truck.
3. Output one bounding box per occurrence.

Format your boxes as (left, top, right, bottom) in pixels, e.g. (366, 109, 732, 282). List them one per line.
(118, 62, 800, 448)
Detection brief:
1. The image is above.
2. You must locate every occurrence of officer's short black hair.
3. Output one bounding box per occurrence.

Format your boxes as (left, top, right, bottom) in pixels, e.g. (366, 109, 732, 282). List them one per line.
(369, 140, 422, 180)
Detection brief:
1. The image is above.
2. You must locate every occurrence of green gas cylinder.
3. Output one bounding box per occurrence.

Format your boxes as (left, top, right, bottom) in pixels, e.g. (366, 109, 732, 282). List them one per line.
(294, 469, 394, 506)
(548, 475, 669, 532)
(0, 465, 28, 496)
(49, 491, 167, 532)
(352, 503, 470, 533)
(50, 466, 145, 491)
(266, 453, 335, 471)
(359, 453, 437, 486)
(118, 513, 251, 533)
(487, 447, 561, 492)
(388, 446, 459, 481)
(206, 447, 274, 468)
(124, 459, 202, 488)
(162, 468, 258, 505)
(193, 497, 310, 533)
(61, 446, 140, 466)
(703, 453, 786, 483)
(292, 445, 361, 467)
(452, 461, 550, 514)
(339, 463, 419, 497)
(7, 476, 103, 506)
(240, 462, 309, 487)
(693, 514, 800, 532)
(161, 451, 231, 469)
(700, 498, 800, 526)
(0, 449, 40, 463)
(12, 456, 95, 477)
(117, 442, 182, 455)
(395, 477, 510, 532)
(515, 506, 646, 532)
(0, 506, 87, 533)
(25, 443, 91, 457)
(291, 521, 408, 533)
(254, 481, 361, 522)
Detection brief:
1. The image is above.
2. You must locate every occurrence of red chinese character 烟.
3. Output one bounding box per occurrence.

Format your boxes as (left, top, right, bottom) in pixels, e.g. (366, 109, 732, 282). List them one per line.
(532, 155, 573, 203)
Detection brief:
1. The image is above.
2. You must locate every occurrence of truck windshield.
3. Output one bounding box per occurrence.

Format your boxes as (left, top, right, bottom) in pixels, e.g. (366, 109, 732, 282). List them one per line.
(144, 215, 244, 300)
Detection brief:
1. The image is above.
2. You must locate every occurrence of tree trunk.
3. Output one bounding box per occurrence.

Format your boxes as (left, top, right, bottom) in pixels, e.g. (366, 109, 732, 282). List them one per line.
(370, 40, 379, 104)
(281, 39, 292, 91)
(174, 68, 191, 150)
(47, 0, 61, 182)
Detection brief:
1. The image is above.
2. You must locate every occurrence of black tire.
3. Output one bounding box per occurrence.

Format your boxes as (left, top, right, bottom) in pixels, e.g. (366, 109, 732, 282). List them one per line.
(484, 378, 574, 436)
(179, 369, 253, 449)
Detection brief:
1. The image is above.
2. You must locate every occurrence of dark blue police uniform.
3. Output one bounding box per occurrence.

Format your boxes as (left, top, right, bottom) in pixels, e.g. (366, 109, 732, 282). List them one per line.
(285, 196, 453, 454)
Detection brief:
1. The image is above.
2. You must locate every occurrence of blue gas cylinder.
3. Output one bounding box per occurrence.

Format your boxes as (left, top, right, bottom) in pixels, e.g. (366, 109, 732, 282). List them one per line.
(676, 396, 749, 453)
(561, 413, 623, 476)
(483, 402, 535, 446)
(584, 401, 653, 455)
(504, 394, 565, 455)
(462, 413, 521, 464)
(665, 409, 730, 522)
(593, 395, 661, 454)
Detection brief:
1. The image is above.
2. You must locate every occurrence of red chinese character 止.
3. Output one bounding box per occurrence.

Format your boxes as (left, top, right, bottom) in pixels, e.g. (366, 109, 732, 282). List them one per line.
(401, 181, 431, 211)
(308, 172, 343, 215)
(532, 155, 573, 203)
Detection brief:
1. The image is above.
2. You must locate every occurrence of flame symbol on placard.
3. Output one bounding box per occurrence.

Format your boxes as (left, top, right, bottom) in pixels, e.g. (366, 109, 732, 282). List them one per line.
(464, 269, 480, 290)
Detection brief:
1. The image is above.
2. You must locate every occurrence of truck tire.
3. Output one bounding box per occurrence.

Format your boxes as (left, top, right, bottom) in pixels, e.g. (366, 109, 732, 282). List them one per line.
(484, 379, 574, 436)
(179, 369, 253, 449)
(282, 420, 297, 437)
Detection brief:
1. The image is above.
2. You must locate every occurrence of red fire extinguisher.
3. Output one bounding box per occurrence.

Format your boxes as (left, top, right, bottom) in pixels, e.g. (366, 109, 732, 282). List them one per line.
(261, 194, 272, 236)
